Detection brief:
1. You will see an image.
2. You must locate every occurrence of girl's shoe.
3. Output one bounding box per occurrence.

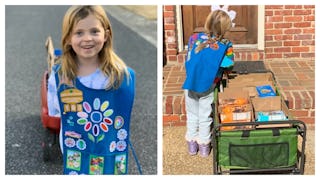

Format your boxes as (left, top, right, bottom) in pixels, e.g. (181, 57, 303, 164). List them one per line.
(199, 143, 211, 157)
(187, 141, 198, 155)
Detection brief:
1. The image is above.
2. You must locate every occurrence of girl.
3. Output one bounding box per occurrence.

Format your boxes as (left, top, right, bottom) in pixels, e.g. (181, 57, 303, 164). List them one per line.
(182, 9, 234, 157)
(47, 6, 135, 174)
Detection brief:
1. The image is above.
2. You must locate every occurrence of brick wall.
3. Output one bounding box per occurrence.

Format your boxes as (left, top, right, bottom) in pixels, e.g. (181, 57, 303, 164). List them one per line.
(163, 5, 180, 64)
(264, 5, 315, 60)
(163, 5, 315, 63)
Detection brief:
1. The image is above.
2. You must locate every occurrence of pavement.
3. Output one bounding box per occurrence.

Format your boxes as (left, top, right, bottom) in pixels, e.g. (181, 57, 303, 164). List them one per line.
(104, 6, 157, 47)
(163, 124, 315, 175)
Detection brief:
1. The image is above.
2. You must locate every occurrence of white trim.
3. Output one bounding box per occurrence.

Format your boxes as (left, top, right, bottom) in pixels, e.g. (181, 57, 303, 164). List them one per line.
(258, 5, 265, 50)
(176, 5, 184, 52)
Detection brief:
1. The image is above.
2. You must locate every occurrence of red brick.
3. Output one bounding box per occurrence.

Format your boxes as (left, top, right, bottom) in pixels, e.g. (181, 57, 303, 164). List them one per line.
(294, 22, 311, 28)
(284, 16, 303, 22)
(303, 28, 315, 34)
(167, 55, 177, 61)
(265, 10, 273, 16)
(167, 43, 177, 49)
(294, 34, 312, 40)
(266, 41, 282, 47)
(265, 29, 282, 35)
(304, 15, 315, 21)
(165, 96, 173, 114)
(164, 17, 175, 25)
(163, 11, 174, 18)
(293, 9, 312, 15)
(275, 23, 292, 28)
(291, 92, 302, 109)
(300, 91, 313, 109)
(290, 110, 309, 117)
(181, 98, 186, 114)
(163, 5, 174, 11)
(166, 49, 177, 55)
(284, 5, 303, 9)
(164, 24, 175, 30)
(274, 35, 293, 41)
(274, 47, 291, 53)
(173, 96, 181, 114)
(284, 53, 300, 58)
(266, 53, 282, 59)
(264, 23, 273, 29)
(163, 115, 180, 122)
(284, 29, 302, 34)
(165, 30, 175, 37)
(304, 5, 315, 9)
(181, 114, 187, 121)
(284, 41, 300, 46)
(292, 47, 309, 53)
(266, 5, 284, 9)
(171, 121, 187, 126)
(267, 16, 283, 22)
(265, 35, 273, 41)
(298, 117, 314, 124)
(301, 53, 315, 58)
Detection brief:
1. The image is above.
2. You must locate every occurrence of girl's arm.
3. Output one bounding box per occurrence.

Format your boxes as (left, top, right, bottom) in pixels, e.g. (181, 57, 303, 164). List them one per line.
(220, 42, 234, 69)
(47, 71, 61, 117)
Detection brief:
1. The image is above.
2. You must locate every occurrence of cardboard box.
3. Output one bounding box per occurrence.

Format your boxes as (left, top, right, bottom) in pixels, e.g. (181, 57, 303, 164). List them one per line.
(251, 96, 291, 128)
(218, 90, 249, 106)
(218, 95, 254, 131)
(223, 86, 258, 97)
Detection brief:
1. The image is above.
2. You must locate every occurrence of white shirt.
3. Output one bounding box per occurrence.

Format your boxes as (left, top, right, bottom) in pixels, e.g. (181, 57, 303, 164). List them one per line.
(47, 68, 109, 117)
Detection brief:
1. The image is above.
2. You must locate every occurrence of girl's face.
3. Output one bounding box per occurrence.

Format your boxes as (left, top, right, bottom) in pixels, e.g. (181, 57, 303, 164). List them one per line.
(69, 14, 107, 64)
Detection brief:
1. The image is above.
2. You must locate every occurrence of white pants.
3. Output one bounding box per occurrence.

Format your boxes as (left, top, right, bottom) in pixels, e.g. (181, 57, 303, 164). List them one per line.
(185, 90, 214, 145)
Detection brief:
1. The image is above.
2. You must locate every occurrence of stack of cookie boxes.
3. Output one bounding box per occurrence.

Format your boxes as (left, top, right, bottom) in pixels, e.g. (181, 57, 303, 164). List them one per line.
(218, 72, 290, 131)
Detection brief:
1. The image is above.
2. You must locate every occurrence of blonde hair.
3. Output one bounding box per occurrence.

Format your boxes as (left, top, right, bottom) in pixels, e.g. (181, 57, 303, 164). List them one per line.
(195, 10, 232, 53)
(59, 5, 128, 89)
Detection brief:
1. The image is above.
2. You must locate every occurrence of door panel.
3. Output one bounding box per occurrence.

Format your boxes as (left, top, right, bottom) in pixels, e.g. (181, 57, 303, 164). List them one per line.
(182, 5, 258, 46)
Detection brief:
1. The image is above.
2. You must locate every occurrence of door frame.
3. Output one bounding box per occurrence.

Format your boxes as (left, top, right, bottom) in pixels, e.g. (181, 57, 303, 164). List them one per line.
(176, 5, 265, 51)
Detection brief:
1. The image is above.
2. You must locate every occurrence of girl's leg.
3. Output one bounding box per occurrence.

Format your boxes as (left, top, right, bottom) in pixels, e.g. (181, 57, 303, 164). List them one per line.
(198, 91, 214, 156)
(184, 90, 199, 142)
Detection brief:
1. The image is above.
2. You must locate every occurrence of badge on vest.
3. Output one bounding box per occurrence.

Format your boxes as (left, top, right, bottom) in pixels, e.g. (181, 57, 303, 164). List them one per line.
(60, 88, 83, 114)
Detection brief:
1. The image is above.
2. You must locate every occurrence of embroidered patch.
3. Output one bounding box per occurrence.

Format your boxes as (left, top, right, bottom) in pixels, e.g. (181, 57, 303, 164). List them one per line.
(114, 154, 127, 175)
(60, 88, 83, 113)
(109, 141, 116, 152)
(67, 116, 74, 126)
(117, 129, 128, 141)
(89, 155, 104, 175)
(77, 99, 114, 142)
(65, 131, 81, 139)
(66, 150, 81, 171)
(64, 138, 75, 148)
(114, 116, 124, 129)
(76, 139, 86, 150)
(116, 141, 127, 151)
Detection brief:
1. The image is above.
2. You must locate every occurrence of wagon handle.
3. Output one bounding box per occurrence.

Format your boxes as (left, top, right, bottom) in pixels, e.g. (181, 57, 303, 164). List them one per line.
(45, 36, 55, 74)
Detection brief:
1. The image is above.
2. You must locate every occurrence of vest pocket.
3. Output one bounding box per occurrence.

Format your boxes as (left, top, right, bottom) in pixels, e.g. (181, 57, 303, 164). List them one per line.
(64, 149, 128, 175)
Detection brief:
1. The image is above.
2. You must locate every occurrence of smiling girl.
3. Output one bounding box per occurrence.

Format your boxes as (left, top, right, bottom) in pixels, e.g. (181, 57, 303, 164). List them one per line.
(47, 5, 135, 175)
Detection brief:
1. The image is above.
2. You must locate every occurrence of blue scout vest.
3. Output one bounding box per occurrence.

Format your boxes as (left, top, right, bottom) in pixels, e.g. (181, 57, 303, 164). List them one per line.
(54, 65, 135, 175)
(182, 33, 230, 93)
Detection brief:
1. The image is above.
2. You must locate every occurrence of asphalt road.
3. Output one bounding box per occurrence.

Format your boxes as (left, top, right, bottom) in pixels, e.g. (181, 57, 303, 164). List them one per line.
(5, 5, 157, 175)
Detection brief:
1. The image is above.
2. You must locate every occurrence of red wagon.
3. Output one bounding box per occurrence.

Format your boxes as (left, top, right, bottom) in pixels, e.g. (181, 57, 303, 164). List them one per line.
(40, 36, 61, 161)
